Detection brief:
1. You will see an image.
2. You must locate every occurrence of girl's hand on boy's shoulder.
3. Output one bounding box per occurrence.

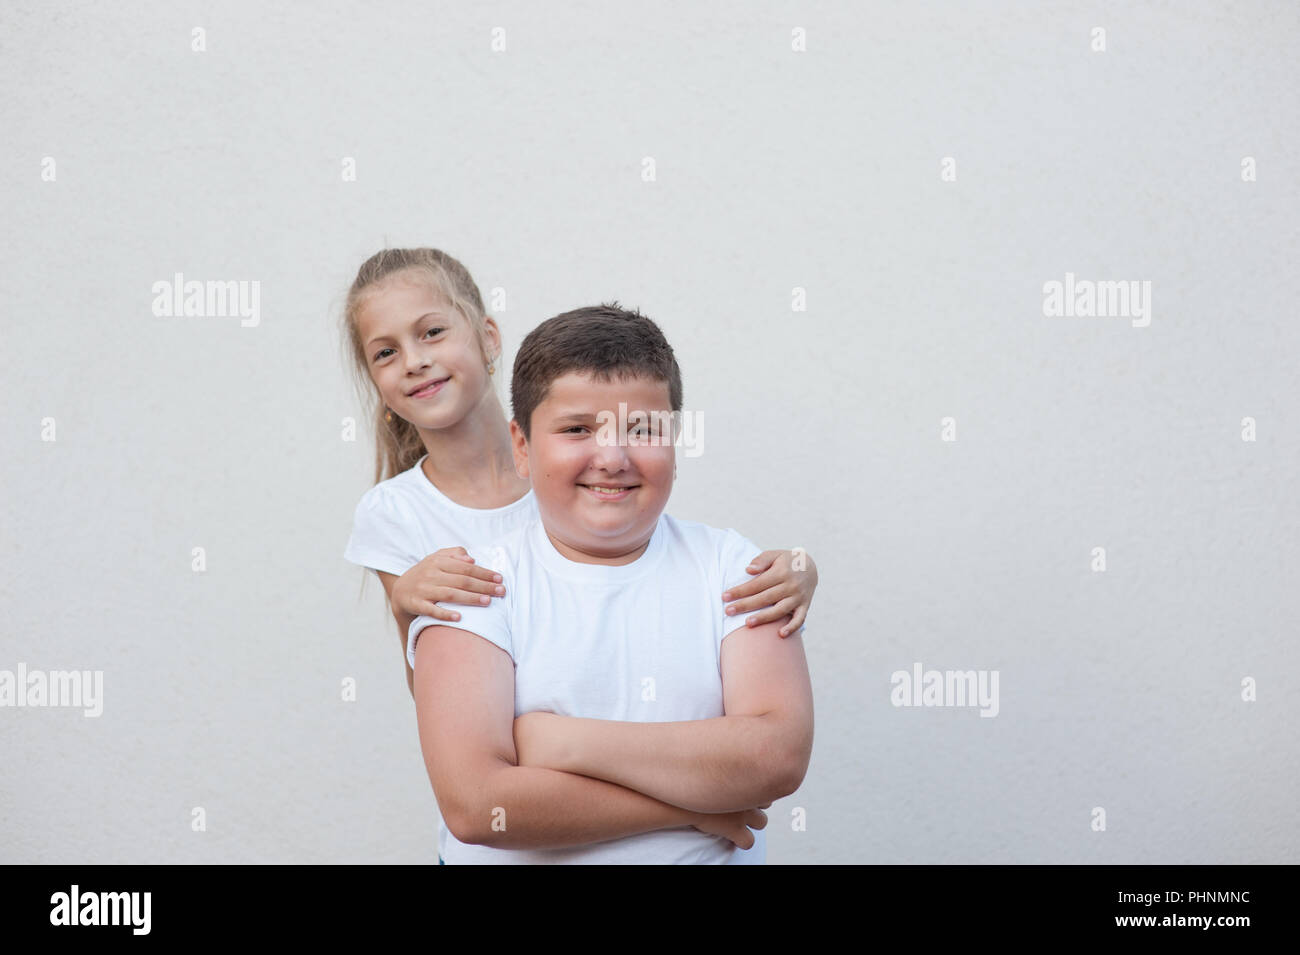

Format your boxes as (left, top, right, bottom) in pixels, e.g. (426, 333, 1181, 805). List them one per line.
(722, 548, 817, 638)
(391, 546, 506, 620)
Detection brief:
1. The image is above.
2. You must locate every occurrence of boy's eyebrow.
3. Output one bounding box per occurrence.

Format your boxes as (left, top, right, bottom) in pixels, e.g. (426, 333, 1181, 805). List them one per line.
(364, 311, 448, 348)
(549, 408, 674, 423)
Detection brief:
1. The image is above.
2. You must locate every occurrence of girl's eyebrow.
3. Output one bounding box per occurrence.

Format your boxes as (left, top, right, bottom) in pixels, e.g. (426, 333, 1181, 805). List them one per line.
(365, 311, 448, 347)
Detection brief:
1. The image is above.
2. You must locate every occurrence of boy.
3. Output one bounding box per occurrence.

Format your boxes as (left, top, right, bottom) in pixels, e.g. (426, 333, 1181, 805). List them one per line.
(408, 303, 815, 863)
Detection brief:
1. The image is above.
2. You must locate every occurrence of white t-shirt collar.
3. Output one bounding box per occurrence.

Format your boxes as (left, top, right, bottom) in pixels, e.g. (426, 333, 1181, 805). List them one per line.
(412, 453, 536, 518)
(527, 512, 668, 584)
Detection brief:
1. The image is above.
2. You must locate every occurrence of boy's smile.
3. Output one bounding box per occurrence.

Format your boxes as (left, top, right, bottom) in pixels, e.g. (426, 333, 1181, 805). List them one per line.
(578, 483, 638, 501)
(512, 371, 675, 565)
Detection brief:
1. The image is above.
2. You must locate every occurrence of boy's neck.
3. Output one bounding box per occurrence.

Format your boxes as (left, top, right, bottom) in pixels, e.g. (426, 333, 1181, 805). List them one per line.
(542, 526, 654, 566)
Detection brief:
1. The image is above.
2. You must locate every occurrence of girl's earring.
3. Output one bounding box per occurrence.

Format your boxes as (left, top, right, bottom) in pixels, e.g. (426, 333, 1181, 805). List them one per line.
(487, 359, 496, 375)
(384, 408, 393, 423)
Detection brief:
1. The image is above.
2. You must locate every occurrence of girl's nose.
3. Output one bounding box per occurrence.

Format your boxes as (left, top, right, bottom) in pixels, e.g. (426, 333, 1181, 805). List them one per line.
(405, 350, 432, 374)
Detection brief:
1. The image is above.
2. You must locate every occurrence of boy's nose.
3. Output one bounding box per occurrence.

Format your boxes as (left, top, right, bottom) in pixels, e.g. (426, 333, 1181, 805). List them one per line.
(590, 434, 631, 469)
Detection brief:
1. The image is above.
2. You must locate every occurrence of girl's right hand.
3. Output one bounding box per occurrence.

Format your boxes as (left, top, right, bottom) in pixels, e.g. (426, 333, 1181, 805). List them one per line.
(391, 547, 506, 620)
(690, 804, 770, 849)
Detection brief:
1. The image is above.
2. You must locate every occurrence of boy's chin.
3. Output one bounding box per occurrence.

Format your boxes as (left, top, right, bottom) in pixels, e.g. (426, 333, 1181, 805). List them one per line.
(565, 517, 642, 540)
(551, 508, 660, 544)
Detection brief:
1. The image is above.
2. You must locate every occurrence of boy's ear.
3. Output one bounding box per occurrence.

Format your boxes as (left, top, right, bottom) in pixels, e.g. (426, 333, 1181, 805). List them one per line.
(509, 419, 530, 478)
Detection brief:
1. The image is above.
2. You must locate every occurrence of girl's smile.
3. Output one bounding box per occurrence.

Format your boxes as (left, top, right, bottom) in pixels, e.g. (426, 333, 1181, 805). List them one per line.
(409, 376, 450, 399)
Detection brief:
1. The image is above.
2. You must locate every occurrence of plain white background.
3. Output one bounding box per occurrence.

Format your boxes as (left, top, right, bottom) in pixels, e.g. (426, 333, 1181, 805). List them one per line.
(2, 1, 1297, 863)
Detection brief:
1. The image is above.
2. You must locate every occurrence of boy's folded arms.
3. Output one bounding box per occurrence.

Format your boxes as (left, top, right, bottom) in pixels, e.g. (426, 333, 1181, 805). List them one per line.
(511, 619, 814, 813)
(414, 623, 764, 851)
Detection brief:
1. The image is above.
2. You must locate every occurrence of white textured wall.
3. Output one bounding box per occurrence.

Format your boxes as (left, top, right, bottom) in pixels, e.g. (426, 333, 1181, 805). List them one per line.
(1, 1, 1296, 863)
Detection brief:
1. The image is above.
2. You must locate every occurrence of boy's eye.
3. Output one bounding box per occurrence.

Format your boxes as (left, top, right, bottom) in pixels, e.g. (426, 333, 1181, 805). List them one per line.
(564, 426, 588, 434)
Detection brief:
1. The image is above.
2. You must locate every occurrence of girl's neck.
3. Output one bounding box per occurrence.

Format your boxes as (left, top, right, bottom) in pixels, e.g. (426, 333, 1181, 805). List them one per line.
(417, 391, 530, 508)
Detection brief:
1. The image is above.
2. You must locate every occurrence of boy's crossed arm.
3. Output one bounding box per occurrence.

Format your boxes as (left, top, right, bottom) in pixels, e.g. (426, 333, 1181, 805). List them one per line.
(512, 620, 815, 814)
(412, 624, 765, 851)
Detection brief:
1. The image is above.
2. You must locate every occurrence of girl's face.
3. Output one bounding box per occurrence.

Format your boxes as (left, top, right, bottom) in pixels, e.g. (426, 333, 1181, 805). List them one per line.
(355, 271, 499, 431)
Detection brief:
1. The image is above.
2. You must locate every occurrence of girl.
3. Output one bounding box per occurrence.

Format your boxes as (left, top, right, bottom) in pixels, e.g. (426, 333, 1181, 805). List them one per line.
(341, 247, 818, 860)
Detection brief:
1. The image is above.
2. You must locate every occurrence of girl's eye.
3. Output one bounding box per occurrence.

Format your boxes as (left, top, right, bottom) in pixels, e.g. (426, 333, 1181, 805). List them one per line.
(423, 326, 445, 339)
(373, 348, 395, 362)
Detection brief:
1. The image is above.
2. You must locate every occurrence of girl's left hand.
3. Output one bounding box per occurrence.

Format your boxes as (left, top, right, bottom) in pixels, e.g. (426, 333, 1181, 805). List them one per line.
(722, 548, 818, 638)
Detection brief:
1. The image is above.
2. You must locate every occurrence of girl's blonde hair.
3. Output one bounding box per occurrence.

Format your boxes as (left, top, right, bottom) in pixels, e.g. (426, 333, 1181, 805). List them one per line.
(342, 248, 493, 484)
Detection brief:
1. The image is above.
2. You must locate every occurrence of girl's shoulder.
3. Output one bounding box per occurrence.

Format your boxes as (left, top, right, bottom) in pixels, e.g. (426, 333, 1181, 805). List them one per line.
(345, 461, 432, 574)
(350, 459, 432, 531)
(356, 456, 429, 507)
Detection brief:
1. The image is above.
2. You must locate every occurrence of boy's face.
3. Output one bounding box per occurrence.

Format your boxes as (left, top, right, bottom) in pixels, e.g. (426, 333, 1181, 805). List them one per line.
(512, 370, 676, 563)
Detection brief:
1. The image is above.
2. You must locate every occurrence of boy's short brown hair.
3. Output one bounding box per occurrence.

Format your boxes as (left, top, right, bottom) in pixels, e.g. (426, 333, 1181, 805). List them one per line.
(511, 302, 683, 441)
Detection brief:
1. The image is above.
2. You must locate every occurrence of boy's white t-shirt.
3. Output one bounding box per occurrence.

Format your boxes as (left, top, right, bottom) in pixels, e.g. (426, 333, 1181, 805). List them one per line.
(344, 454, 538, 861)
(407, 511, 805, 865)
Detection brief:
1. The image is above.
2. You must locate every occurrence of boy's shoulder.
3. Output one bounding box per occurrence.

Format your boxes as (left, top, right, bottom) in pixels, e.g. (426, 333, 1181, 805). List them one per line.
(464, 517, 538, 572)
(659, 512, 755, 552)
(658, 513, 760, 584)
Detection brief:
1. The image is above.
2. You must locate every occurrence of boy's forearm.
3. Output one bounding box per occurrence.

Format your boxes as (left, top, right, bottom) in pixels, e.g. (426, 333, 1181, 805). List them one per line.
(453, 763, 701, 850)
(538, 714, 801, 813)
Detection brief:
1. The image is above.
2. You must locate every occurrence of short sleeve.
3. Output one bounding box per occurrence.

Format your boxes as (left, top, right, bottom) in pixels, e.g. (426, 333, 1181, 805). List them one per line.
(343, 487, 423, 577)
(407, 545, 514, 670)
(717, 529, 807, 645)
